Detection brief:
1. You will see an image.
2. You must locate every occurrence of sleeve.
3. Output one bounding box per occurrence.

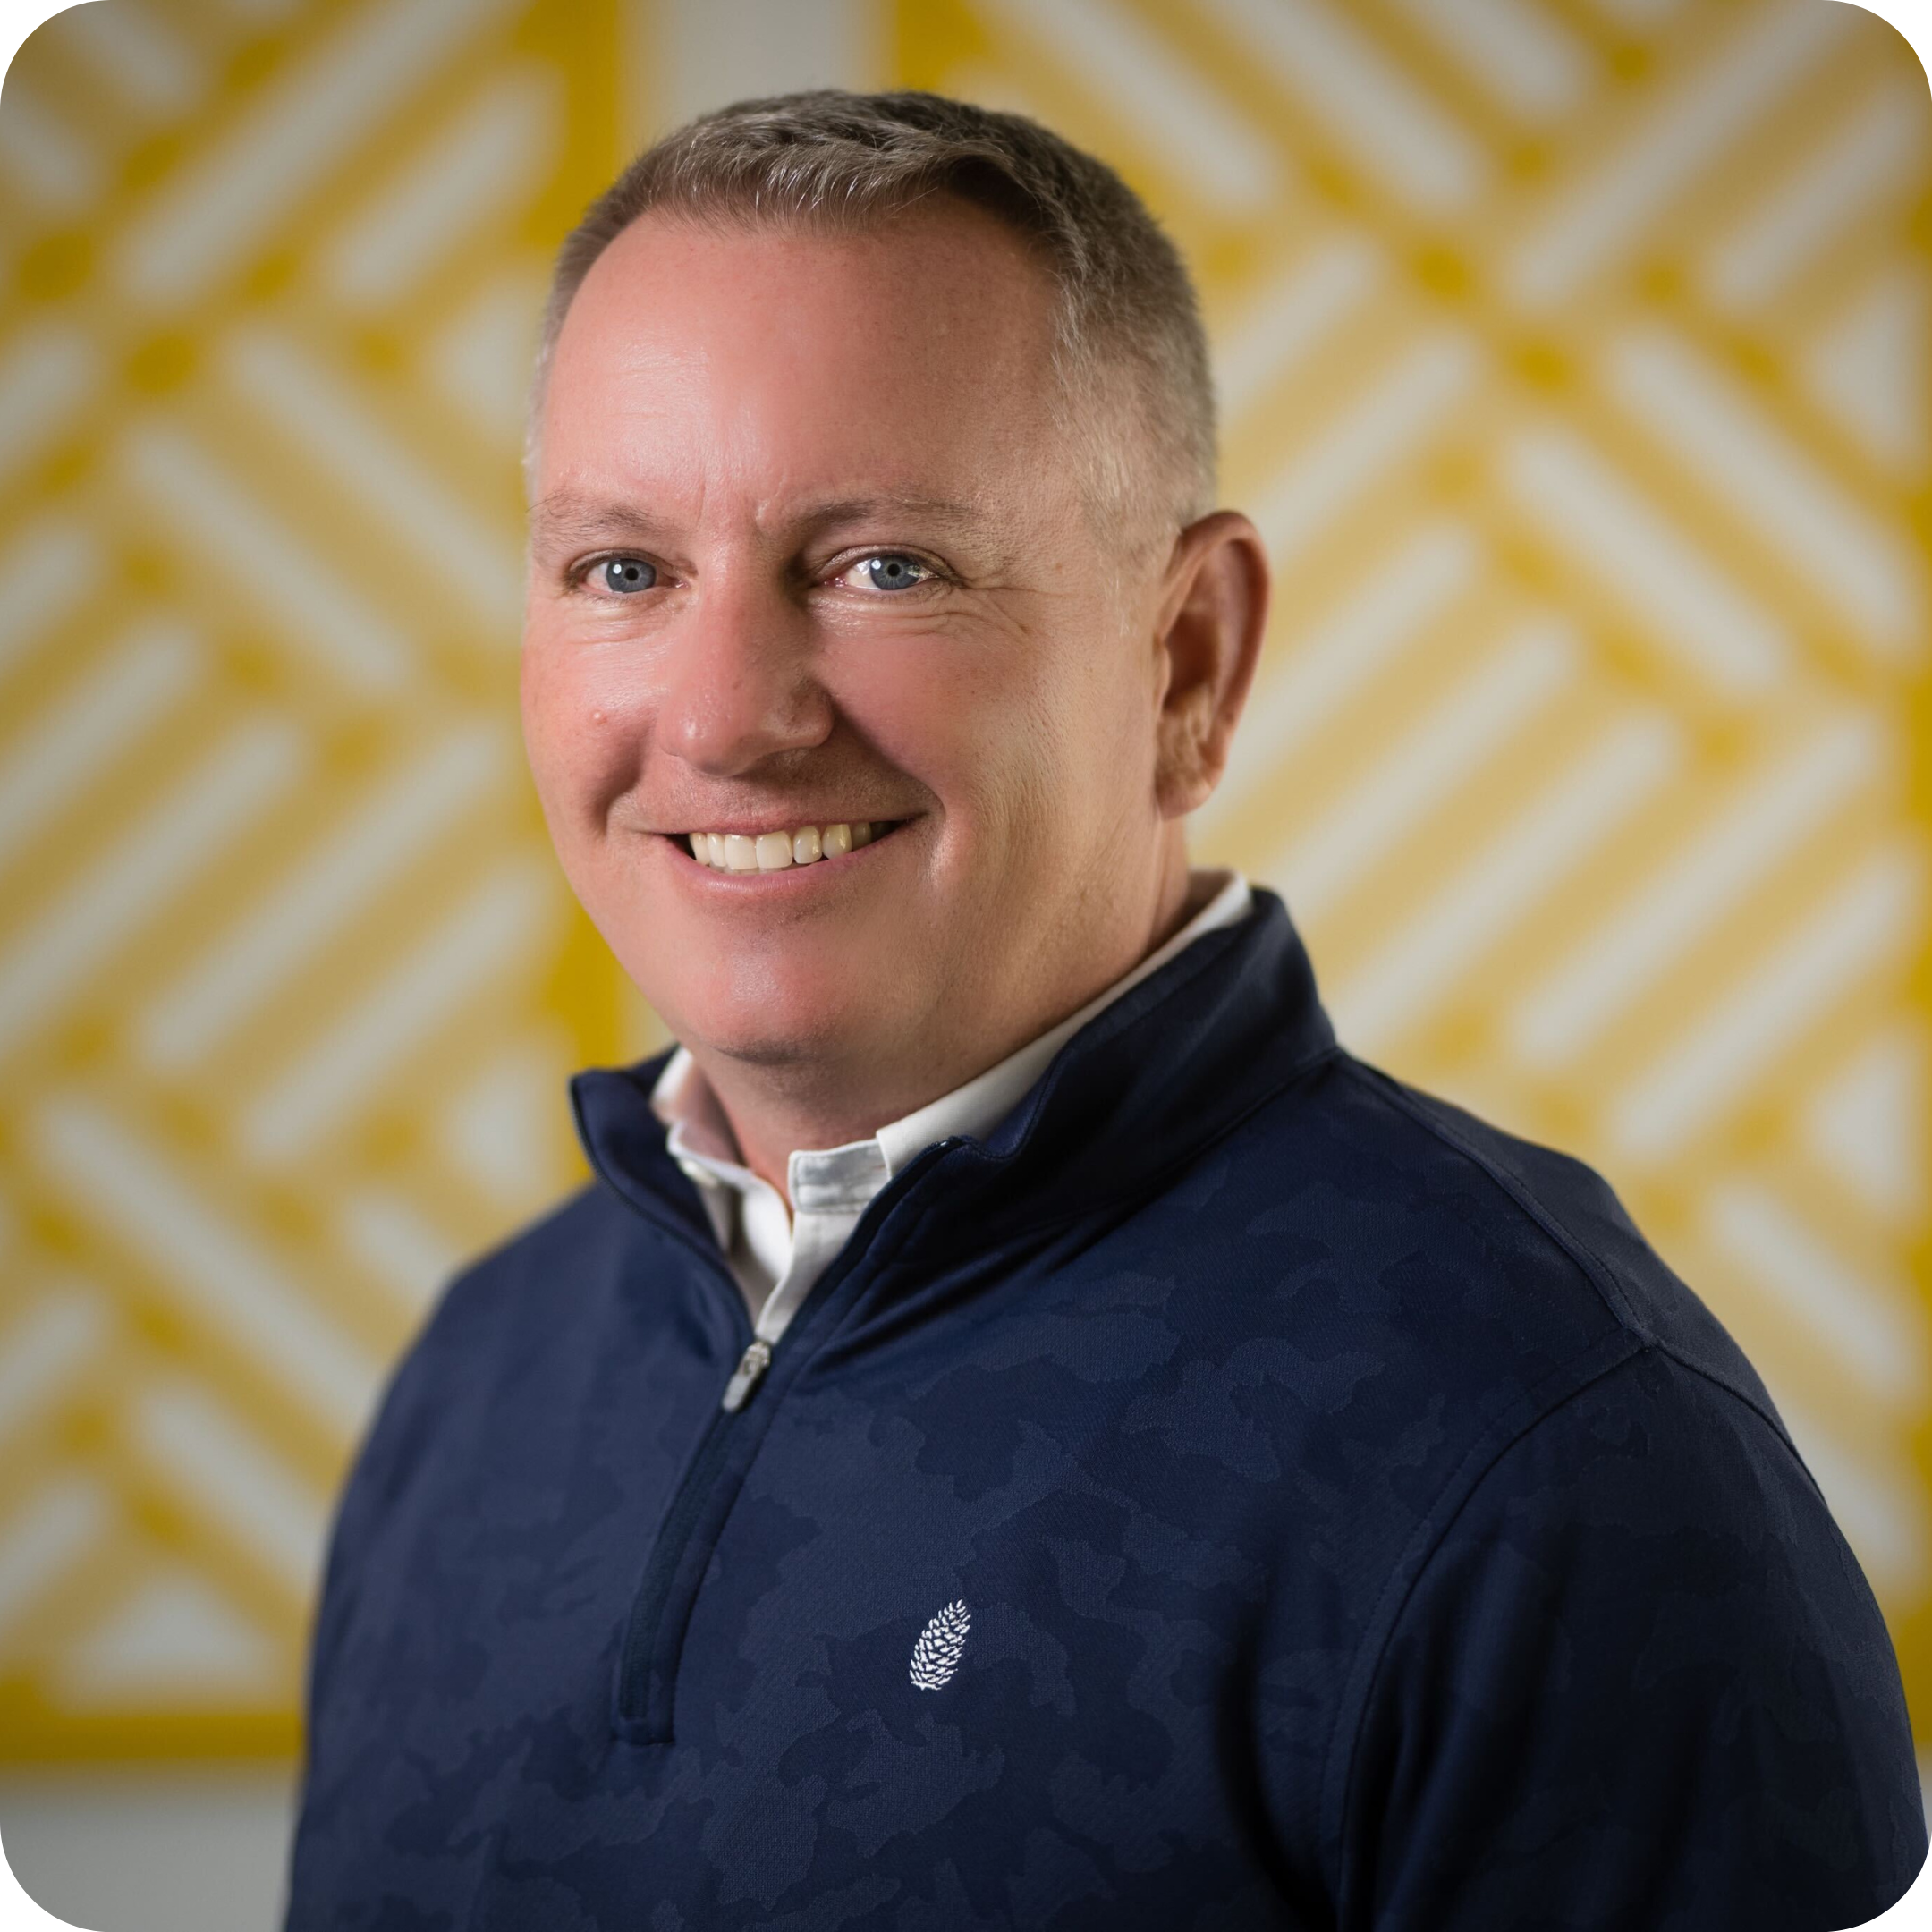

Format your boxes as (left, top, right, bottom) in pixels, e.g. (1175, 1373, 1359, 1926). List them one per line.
(1334, 1347, 1926, 1932)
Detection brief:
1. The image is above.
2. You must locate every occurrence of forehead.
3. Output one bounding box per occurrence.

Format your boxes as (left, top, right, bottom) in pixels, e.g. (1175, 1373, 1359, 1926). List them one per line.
(536, 201, 1066, 513)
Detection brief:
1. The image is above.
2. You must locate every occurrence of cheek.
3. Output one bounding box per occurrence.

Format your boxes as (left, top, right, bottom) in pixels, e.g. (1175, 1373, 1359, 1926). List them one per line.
(519, 639, 648, 837)
(840, 633, 1051, 826)
(843, 618, 1144, 852)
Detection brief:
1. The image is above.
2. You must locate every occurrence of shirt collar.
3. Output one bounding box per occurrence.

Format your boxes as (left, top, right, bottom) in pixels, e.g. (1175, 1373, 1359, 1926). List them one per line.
(652, 870, 1251, 1204)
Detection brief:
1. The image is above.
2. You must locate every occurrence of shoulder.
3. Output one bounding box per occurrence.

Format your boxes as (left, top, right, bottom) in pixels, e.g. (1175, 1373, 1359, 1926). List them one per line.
(1210, 1047, 1782, 1428)
(404, 1181, 633, 1377)
(1334, 1345, 1924, 1928)
(335, 1181, 655, 1514)
(1385, 1344, 1868, 1648)
(1184, 1047, 1817, 1649)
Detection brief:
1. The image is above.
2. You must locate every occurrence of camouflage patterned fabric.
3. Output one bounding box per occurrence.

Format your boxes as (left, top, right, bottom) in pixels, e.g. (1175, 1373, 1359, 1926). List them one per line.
(285, 894, 1924, 1928)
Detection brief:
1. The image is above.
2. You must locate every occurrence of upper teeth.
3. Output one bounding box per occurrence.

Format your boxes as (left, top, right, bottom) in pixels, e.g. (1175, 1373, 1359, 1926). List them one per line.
(690, 822, 879, 870)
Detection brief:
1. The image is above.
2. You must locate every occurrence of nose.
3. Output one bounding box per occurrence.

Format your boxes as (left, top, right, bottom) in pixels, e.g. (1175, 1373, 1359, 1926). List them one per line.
(657, 575, 835, 776)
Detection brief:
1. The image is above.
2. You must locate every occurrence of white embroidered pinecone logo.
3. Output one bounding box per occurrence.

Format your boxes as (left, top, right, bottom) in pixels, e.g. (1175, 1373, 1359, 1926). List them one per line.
(909, 1599, 971, 1690)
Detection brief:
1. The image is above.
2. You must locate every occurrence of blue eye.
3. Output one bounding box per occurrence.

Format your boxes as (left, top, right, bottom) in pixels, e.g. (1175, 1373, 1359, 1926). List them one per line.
(859, 555, 929, 592)
(600, 556, 656, 594)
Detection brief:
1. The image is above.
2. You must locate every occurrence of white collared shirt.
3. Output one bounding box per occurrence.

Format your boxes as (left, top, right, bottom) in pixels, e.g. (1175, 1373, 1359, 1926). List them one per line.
(650, 870, 1252, 1350)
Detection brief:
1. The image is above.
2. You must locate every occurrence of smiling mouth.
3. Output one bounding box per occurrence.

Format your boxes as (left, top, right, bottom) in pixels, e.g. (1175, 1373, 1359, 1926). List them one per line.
(678, 819, 907, 872)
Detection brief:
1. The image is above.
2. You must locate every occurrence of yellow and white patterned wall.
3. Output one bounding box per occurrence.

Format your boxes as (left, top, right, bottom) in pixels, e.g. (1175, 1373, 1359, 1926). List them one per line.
(0, 0, 1926, 1767)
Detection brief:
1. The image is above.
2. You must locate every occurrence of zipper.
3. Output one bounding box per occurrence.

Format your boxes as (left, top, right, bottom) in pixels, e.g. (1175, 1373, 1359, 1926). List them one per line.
(612, 1322, 780, 1735)
(720, 1338, 771, 1412)
(609, 1138, 962, 1744)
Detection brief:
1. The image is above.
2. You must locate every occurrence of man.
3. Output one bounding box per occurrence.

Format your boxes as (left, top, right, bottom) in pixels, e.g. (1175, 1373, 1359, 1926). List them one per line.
(286, 91, 1924, 1929)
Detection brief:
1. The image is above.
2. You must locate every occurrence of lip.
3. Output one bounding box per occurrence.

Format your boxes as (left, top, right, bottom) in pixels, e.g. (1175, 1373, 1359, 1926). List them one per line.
(660, 817, 915, 881)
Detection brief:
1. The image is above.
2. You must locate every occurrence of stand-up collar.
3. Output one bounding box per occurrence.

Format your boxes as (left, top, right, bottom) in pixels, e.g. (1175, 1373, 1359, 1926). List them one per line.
(648, 872, 1251, 1318)
(572, 888, 1336, 1263)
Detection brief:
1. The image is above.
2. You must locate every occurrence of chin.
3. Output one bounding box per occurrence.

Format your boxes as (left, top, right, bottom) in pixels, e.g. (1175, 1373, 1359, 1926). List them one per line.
(644, 952, 877, 1072)
(685, 1010, 880, 1080)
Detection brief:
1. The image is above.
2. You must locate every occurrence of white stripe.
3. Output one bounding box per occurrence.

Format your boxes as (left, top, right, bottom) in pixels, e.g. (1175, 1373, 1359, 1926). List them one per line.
(0, 1480, 107, 1638)
(0, 623, 201, 872)
(428, 270, 546, 443)
(58, 1568, 276, 1701)
(1705, 83, 1924, 310)
(1513, 716, 1879, 1066)
(1253, 334, 1479, 565)
(1503, 426, 1787, 693)
(0, 87, 101, 211)
(0, 326, 93, 486)
(222, 329, 521, 629)
(1611, 849, 1920, 1161)
(1802, 268, 1927, 475)
(245, 865, 554, 1161)
(0, 721, 301, 1059)
(1803, 1027, 1925, 1223)
(114, 0, 521, 304)
(1212, 236, 1383, 420)
(324, 67, 560, 309)
(1276, 619, 1575, 918)
(1199, 522, 1479, 837)
(339, 1191, 460, 1315)
(1610, 327, 1921, 655)
(1393, 0, 1588, 120)
(1707, 1182, 1923, 1407)
(975, 0, 1279, 213)
(0, 1288, 109, 1447)
(135, 1384, 325, 1596)
(140, 725, 506, 1069)
(1775, 1399, 1925, 1597)
(1196, 0, 1486, 211)
(1508, 0, 1845, 308)
(0, 520, 97, 680)
(1335, 716, 1681, 1049)
(121, 422, 412, 692)
(659, 0, 872, 122)
(57, 0, 200, 115)
(35, 1097, 379, 1438)
(1585, 0, 1681, 20)
(440, 1046, 558, 1199)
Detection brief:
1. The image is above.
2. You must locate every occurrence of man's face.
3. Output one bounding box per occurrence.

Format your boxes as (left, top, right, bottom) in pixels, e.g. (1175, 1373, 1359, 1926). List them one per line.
(522, 202, 1180, 1101)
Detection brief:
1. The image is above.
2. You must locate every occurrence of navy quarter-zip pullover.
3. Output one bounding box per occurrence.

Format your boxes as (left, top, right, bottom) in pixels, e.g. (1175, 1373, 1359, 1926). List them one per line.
(286, 892, 1925, 1930)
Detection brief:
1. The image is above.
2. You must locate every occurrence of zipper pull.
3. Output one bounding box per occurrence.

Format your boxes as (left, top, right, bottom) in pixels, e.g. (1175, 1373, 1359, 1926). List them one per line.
(720, 1338, 773, 1413)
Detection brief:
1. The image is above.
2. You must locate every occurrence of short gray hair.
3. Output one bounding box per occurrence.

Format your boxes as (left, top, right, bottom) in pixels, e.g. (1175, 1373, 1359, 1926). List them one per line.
(530, 89, 1216, 542)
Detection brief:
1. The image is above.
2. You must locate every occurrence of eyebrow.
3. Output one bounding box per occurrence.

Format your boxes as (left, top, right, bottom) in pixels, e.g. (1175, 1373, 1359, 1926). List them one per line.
(528, 489, 997, 554)
(527, 495, 672, 553)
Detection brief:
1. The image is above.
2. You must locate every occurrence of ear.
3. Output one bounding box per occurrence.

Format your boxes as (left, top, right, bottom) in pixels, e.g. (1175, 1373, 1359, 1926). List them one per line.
(1150, 512, 1270, 820)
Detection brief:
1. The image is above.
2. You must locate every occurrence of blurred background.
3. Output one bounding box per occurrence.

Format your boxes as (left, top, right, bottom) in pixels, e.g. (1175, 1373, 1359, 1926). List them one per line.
(0, 0, 1926, 1924)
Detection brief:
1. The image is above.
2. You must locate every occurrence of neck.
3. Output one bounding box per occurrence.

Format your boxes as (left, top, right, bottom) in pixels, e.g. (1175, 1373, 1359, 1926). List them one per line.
(692, 843, 1198, 1195)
